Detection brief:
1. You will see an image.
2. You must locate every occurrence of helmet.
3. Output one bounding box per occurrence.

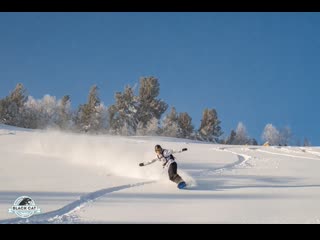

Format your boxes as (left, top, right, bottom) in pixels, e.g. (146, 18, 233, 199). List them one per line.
(155, 144, 162, 152)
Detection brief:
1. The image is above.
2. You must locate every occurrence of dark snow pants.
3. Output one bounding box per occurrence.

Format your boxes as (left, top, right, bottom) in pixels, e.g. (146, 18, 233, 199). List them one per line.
(168, 162, 183, 183)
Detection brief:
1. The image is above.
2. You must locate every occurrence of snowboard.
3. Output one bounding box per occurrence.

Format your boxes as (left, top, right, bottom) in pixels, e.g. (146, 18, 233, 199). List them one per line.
(177, 181, 187, 189)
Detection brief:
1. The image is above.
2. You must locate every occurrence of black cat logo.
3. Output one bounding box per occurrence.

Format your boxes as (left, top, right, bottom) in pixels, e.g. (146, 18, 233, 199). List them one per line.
(18, 197, 33, 206)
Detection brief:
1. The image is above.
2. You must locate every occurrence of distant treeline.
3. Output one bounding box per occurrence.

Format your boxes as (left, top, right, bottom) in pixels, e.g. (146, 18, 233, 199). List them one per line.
(0, 77, 311, 146)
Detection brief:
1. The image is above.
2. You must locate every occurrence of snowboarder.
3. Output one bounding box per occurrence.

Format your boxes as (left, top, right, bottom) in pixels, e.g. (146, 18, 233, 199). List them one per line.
(139, 144, 187, 187)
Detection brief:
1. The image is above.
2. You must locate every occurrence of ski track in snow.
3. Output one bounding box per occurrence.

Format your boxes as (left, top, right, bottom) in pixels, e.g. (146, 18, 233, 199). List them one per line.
(269, 146, 320, 159)
(196, 147, 252, 176)
(299, 148, 320, 158)
(197, 146, 320, 178)
(256, 148, 320, 161)
(0, 180, 155, 224)
(215, 147, 252, 169)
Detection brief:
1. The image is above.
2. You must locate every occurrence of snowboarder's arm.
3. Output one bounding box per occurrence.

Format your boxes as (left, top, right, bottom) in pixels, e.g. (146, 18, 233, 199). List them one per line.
(139, 158, 158, 167)
(171, 148, 188, 154)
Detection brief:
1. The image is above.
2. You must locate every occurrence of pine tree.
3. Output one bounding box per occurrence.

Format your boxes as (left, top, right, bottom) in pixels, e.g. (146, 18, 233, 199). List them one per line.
(136, 77, 168, 129)
(0, 97, 9, 123)
(75, 104, 90, 132)
(226, 130, 237, 145)
(9, 83, 28, 109)
(248, 138, 258, 145)
(145, 117, 159, 136)
(107, 104, 118, 134)
(198, 108, 223, 142)
(75, 85, 104, 133)
(177, 112, 194, 139)
(56, 95, 72, 130)
(1, 83, 28, 126)
(161, 107, 180, 137)
(108, 85, 138, 135)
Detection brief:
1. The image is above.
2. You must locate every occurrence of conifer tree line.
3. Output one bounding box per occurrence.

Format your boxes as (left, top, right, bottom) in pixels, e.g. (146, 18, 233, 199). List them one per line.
(0, 77, 311, 146)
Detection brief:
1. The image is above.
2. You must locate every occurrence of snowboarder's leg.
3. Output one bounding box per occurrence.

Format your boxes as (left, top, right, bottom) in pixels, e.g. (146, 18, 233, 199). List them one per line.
(168, 162, 183, 184)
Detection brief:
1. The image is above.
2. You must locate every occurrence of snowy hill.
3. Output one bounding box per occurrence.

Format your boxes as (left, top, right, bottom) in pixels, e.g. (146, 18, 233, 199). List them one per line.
(1, 124, 320, 224)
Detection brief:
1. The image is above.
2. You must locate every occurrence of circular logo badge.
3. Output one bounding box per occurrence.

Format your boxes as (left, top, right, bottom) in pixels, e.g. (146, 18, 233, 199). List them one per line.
(8, 196, 41, 218)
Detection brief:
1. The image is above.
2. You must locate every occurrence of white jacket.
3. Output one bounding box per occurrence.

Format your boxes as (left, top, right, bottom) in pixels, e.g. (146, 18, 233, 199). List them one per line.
(143, 149, 182, 168)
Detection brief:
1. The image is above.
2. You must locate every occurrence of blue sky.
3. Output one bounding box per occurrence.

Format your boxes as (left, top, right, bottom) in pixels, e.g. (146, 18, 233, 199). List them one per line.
(1, 12, 320, 145)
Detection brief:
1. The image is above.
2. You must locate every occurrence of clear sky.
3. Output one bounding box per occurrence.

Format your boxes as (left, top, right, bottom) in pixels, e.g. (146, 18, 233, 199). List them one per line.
(0, 12, 320, 145)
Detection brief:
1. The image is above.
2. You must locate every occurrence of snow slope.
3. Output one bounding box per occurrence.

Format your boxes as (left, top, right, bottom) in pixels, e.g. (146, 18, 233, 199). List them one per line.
(1, 124, 320, 224)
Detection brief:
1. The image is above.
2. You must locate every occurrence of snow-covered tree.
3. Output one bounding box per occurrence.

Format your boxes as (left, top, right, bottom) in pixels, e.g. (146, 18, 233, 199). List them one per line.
(97, 103, 109, 133)
(145, 117, 160, 136)
(0, 83, 28, 126)
(161, 107, 180, 137)
(55, 95, 72, 130)
(21, 96, 40, 129)
(279, 126, 292, 146)
(226, 130, 237, 145)
(9, 83, 28, 109)
(107, 105, 118, 133)
(261, 123, 280, 146)
(23, 95, 59, 129)
(75, 85, 104, 133)
(108, 85, 138, 135)
(248, 138, 258, 145)
(40, 95, 59, 128)
(0, 97, 9, 123)
(198, 108, 223, 142)
(136, 117, 159, 136)
(234, 122, 249, 145)
(135, 121, 145, 136)
(177, 112, 194, 139)
(136, 76, 168, 128)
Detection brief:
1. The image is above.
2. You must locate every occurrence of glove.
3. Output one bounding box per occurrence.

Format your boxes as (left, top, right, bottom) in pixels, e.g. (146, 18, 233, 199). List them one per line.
(139, 163, 144, 167)
(182, 148, 188, 152)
